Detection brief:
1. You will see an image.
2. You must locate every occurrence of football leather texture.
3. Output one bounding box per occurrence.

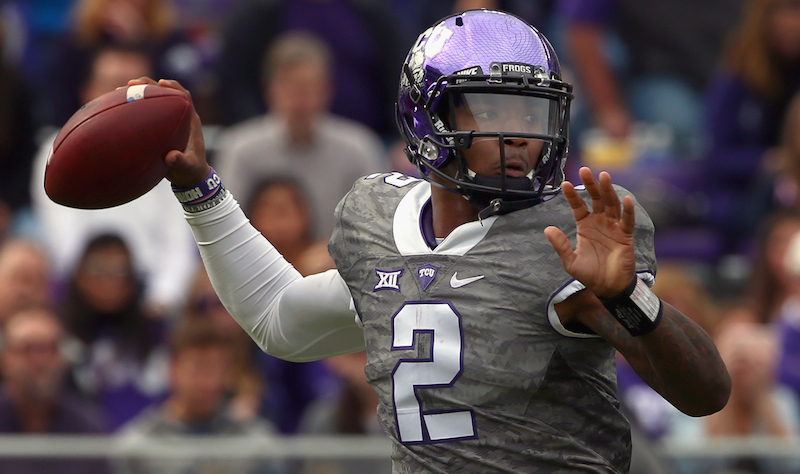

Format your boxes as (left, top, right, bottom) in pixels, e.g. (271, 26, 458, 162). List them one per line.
(44, 84, 192, 209)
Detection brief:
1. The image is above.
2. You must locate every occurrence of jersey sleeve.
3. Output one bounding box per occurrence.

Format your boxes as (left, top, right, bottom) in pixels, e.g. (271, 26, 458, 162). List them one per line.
(184, 192, 364, 361)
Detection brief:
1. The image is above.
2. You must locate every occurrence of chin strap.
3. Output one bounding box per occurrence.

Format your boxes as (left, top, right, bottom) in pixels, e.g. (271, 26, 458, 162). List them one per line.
(467, 171, 543, 218)
(476, 196, 545, 220)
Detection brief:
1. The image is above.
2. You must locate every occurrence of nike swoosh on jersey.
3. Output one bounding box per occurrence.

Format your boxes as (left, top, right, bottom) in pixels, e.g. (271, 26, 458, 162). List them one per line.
(450, 272, 485, 288)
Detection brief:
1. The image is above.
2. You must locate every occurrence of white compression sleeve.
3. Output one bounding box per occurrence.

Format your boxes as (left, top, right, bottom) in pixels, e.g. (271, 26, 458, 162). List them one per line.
(184, 192, 365, 362)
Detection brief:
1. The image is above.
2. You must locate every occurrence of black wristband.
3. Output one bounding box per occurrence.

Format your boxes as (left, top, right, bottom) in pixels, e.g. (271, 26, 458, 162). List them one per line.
(600, 277, 663, 337)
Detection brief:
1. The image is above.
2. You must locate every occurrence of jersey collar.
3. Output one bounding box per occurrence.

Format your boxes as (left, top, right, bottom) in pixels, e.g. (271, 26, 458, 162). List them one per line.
(393, 182, 498, 256)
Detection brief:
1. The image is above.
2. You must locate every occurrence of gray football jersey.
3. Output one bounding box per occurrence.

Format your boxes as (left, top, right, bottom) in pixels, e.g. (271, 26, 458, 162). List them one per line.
(328, 172, 657, 473)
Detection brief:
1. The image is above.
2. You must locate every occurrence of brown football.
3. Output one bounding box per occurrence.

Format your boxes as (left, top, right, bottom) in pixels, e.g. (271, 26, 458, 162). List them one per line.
(44, 84, 192, 209)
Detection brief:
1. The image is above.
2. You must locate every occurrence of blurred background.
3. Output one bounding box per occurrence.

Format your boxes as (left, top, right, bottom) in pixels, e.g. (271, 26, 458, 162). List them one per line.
(2, 0, 800, 472)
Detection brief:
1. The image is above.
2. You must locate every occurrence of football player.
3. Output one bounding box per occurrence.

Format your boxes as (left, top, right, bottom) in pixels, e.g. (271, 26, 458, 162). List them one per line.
(133, 9, 730, 473)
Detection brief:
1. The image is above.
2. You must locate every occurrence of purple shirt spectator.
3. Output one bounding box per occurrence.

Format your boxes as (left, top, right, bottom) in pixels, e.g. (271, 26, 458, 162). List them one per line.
(0, 390, 112, 474)
(557, 0, 740, 88)
(777, 318, 800, 402)
(557, 0, 613, 24)
(257, 352, 338, 434)
(700, 64, 800, 252)
(704, 71, 786, 184)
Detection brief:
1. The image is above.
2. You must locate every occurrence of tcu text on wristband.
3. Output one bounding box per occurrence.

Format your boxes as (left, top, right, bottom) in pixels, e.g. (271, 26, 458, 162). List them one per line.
(600, 276, 663, 337)
(172, 167, 222, 204)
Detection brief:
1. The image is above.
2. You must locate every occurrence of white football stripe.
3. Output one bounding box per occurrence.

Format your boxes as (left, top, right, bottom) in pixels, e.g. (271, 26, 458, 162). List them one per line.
(126, 84, 148, 102)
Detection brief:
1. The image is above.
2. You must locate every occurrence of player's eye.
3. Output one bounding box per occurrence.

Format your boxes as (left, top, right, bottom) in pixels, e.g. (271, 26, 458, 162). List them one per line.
(523, 113, 544, 124)
(474, 110, 498, 121)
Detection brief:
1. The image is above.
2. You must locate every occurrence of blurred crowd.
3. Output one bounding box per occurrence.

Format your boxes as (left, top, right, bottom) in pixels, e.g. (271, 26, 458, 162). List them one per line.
(1, 0, 800, 472)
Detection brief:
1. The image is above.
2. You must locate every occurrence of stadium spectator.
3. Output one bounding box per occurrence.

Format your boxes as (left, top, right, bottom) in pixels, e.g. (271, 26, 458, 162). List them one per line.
(729, 209, 800, 407)
(667, 319, 800, 474)
(558, 0, 744, 157)
(0, 18, 39, 233)
(59, 233, 169, 431)
(4, 0, 76, 97)
(0, 308, 111, 474)
(214, 31, 385, 241)
(764, 90, 800, 214)
(183, 262, 336, 434)
(43, 0, 201, 126)
(703, 0, 800, 254)
(181, 263, 264, 422)
(740, 90, 800, 231)
(770, 220, 800, 408)
(0, 201, 11, 243)
(298, 351, 391, 474)
(245, 178, 334, 276)
(214, 0, 404, 137)
(188, 262, 336, 434)
(115, 318, 283, 474)
(0, 239, 51, 330)
(31, 44, 198, 316)
(744, 210, 800, 324)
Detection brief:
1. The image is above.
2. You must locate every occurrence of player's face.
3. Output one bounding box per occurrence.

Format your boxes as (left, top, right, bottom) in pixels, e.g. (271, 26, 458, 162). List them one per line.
(452, 93, 546, 178)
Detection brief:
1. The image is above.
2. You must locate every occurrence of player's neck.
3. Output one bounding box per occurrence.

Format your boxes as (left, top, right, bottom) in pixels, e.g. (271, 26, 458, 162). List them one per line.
(430, 183, 479, 238)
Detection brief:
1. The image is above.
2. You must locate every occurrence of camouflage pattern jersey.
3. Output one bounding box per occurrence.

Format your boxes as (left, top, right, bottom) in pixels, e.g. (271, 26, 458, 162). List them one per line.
(328, 172, 657, 473)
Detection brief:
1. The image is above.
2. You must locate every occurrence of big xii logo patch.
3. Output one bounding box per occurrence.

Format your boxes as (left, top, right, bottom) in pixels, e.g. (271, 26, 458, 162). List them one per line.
(374, 269, 403, 292)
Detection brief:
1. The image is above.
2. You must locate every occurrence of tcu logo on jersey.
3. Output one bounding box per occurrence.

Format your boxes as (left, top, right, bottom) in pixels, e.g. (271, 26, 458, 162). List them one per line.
(417, 264, 438, 291)
(374, 269, 403, 292)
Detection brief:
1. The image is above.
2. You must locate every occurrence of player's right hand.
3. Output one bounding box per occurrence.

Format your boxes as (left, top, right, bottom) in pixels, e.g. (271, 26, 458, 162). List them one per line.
(127, 77, 211, 188)
(544, 167, 637, 299)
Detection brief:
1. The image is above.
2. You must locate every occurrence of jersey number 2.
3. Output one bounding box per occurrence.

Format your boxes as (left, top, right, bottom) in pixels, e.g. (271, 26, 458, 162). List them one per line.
(391, 301, 477, 443)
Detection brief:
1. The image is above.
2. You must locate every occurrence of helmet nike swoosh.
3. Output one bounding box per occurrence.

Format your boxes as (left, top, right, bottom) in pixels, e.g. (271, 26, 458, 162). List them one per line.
(450, 272, 485, 288)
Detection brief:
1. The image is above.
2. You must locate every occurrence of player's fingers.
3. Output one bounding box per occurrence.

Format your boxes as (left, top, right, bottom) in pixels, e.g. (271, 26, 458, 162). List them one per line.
(158, 79, 191, 97)
(561, 180, 591, 221)
(127, 76, 158, 86)
(620, 196, 636, 235)
(598, 171, 621, 220)
(164, 150, 211, 188)
(544, 226, 576, 269)
(164, 150, 184, 168)
(579, 167, 604, 214)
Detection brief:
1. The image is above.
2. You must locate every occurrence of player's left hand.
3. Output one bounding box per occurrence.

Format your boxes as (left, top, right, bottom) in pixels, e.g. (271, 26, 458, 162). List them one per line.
(544, 167, 636, 299)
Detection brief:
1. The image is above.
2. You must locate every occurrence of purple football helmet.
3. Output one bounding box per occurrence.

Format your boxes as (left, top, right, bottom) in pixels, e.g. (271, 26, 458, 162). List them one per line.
(396, 9, 573, 214)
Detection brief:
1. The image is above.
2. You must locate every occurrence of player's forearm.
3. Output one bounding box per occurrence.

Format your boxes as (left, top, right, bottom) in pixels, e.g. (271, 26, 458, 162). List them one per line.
(563, 290, 730, 416)
(605, 303, 731, 416)
(184, 192, 364, 361)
